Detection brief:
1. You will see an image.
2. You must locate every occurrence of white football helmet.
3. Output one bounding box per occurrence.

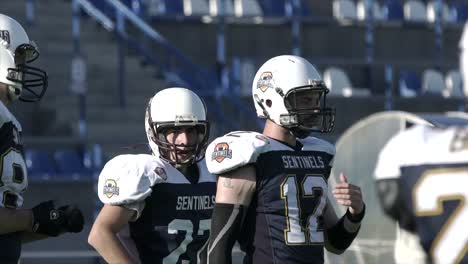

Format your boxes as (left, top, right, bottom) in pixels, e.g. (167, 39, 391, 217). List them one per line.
(0, 14, 39, 62)
(145, 87, 210, 166)
(0, 47, 22, 98)
(252, 55, 335, 137)
(0, 14, 47, 102)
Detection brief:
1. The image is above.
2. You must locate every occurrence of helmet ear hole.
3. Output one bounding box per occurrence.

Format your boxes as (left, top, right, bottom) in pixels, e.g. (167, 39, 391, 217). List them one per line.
(266, 100, 272, 107)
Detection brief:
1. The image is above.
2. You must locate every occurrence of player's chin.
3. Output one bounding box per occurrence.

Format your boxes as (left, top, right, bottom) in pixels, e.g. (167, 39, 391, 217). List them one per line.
(176, 154, 192, 162)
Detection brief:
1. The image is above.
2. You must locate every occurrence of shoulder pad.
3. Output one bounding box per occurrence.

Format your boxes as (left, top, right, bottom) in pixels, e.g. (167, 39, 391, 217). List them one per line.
(98, 154, 166, 205)
(299, 136, 336, 155)
(205, 131, 271, 175)
(0, 101, 21, 131)
(374, 127, 420, 180)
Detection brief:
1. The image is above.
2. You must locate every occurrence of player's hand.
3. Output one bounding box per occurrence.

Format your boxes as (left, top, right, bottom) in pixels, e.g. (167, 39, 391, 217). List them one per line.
(58, 205, 84, 233)
(31, 201, 85, 236)
(332, 172, 364, 215)
(31, 200, 66, 236)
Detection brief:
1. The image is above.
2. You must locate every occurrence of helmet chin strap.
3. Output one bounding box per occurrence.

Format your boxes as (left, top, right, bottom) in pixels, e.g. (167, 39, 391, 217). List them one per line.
(290, 127, 311, 139)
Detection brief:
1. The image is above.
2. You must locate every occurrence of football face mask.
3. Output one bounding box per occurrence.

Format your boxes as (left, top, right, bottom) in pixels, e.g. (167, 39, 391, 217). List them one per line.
(151, 123, 210, 166)
(6, 62, 47, 102)
(282, 85, 335, 137)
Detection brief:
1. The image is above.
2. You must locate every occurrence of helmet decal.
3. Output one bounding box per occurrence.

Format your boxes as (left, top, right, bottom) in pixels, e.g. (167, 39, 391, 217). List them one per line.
(0, 30, 10, 46)
(257, 71, 275, 92)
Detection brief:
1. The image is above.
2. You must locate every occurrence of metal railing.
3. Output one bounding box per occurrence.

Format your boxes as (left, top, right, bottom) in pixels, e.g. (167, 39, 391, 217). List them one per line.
(72, 0, 244, 135)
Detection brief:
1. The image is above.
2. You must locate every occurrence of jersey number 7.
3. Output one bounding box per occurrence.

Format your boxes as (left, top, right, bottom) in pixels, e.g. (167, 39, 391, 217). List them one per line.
(413, 167, 468, 263)
(163, 219, 211, 264)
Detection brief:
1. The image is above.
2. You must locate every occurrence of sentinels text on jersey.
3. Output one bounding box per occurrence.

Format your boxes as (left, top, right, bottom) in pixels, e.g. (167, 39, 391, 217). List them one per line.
(375, 125, 468, 264)
(0, 101, 28, 262)
(98, 154, 216, 264)
(207, 131, 335, 264)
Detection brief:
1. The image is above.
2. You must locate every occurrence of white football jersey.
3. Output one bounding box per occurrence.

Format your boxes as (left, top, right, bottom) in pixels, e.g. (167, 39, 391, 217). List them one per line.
(0, 101, 27, 209)
(205, 130, 335, 174)
(374, 125, 468, 180)
(98, 153, 215, 220)
(460, 22, 468, 50)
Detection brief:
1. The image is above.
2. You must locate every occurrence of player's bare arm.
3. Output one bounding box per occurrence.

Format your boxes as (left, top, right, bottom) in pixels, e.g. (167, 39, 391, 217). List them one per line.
(215, 165, 256, 205)
(0, 208, 33, 234)
(88, 204, 137, 264)
(324, 172, 365, 254)
(208, 165, 256, 264)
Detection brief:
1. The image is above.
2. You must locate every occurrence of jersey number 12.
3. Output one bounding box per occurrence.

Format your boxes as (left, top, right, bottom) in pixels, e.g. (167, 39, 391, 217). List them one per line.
(281, 174, 327, 245)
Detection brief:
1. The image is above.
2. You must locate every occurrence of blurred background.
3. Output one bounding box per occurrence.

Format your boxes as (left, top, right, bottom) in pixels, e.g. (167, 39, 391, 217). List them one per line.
(2, 0, 467, 263)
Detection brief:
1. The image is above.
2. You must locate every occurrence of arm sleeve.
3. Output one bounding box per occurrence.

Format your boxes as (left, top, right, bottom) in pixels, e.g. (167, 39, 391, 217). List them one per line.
(207, 203, 247, 264)
(325, 204, 365, 254)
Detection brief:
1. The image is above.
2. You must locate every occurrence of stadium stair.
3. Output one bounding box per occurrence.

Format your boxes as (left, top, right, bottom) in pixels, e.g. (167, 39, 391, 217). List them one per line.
(3, 0, 169, 158)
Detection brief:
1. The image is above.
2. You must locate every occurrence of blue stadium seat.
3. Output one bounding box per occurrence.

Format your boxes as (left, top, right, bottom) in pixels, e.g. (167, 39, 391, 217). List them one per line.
(54, 149, 90, 180)
(382, 0, 404, 21)
(163, 0, 184, 15)
(299, 0, 311, 17)
(235, 0, 263, 17)
(257, 0, 286, 17)
(25, 149, 57, 180)
(453, 3, 468, 23)
(83, 144, 105, 177)
(399, 71, 422, 97)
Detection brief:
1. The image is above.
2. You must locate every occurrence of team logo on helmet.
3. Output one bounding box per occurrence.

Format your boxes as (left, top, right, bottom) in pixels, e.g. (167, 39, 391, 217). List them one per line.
(211, 142, 232, 163)
(103, 179, 119, 198)
(0, 30, 10, 45)
(155, 167, 167, 181)
(257, 71, 274, 92)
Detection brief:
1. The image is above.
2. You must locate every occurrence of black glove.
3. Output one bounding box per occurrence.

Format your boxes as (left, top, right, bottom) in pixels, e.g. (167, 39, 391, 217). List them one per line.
(31, 200, 66, 237)
(58, 205, 84, 233)
(32, 201, 85, 236)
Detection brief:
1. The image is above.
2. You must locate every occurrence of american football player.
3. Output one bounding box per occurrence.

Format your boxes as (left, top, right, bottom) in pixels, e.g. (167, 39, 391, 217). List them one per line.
(205, 55, 365, 264)
(0, 14, 83, 263)
(374, 124, 468, 264)
(88, 87, 217, 264)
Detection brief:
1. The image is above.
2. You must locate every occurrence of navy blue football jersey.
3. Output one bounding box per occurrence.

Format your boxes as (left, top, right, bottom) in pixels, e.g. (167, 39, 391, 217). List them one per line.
(98, 154, 216, 264)
(375, 125, 468, 264)
(206, 131, 335, 264)
(399, 164, 468, 264)
(0, 101, 28, 262)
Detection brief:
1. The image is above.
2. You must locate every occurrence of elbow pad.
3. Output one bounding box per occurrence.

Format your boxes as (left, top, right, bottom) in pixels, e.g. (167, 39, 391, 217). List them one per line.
(207, 203, 246, 264)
